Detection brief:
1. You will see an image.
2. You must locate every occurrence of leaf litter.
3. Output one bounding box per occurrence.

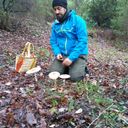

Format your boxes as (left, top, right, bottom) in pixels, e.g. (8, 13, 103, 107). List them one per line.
(0, 24, 128, 127)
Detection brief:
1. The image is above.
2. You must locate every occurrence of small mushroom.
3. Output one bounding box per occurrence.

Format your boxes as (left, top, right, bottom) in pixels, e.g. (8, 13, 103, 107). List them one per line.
(26, 66, 41, 82)
(48, 71, 60, 88)
(59, 74, 70, 86)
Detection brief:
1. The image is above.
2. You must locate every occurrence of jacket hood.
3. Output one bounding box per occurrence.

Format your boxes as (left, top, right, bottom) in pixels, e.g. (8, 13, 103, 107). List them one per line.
(68, 10, 76, 17)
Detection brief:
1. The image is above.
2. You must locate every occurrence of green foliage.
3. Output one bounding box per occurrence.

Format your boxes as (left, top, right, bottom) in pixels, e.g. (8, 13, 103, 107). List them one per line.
(68, 0, 75, 10)
(68, 99, 75, 112)
(75, 81, 87, 94)
(75, 81, 114, 106)
(51, 98, 59, 107)
(2, 0, 33, 13)
(0, 10, 8, 29)
(0, 0, 32, 31)
(46, 87, 65, 98)
(2, 0, 15, 12)
(36, 47, 51, 61)
(68, 0, 127, 33)
(87, 82, 99, 93)
(5, 56, 14, 65)
(87, 82, 113, 106)
(120, 77, 128, 86)
(112, 103, 127, 113)
(3, 49, 15, 65)
(75, 81, 99, 94)
(88, 0, 117, 27)
(100, 103, 127, 127)
(102, 112, 118, 127)
(95, 97, 113, 106)
(112, 40, 128, 52)
(31, 0, 53, 22)
(76, 0, 91, 18)
(76, 1, 97, 28)
(111, 0, 128, 33)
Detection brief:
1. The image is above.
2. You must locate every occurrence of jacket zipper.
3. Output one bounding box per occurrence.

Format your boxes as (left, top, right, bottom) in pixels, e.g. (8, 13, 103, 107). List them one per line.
(60, 23, 67, 55)
(60, 24, 63, 32)
(65, 38, 67, 54)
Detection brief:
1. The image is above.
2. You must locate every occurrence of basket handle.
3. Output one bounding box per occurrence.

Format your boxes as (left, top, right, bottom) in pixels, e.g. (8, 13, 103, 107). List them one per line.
(22, 42, 34, 57)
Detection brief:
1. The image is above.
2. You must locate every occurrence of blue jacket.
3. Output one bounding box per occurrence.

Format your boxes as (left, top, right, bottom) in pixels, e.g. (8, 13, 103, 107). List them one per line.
(50, 10, 88, 62)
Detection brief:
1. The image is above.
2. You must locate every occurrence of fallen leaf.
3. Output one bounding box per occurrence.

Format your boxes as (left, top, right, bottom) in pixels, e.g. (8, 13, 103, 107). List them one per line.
(75, 108, 83, 114)
(49, 124, 56, 128)
(58, 107, 68, 113)
(26, 112, 37, 126)
(40, 118, 47, 128)
(5, 82, 12, 86)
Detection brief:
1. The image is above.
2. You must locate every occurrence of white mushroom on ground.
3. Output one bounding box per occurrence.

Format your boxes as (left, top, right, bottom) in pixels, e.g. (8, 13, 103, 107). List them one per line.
(59, 74, 70, 86)
(48, 71, 60, 88)
(26, 66, 41, 82)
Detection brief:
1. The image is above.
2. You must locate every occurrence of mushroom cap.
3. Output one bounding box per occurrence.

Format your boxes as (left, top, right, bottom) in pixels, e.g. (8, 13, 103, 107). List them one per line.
(48, 71, 60, 80)
(59, 74, 70, 79)
(26, 66, 41, 74)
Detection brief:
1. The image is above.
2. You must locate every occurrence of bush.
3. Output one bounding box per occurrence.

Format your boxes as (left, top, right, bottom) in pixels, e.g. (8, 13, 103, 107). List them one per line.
(88, 0, 117, 27)
(0, 0, 33, 31)
(111, 0, 128, 34)
(0, 10, 8, 29)
(30, 0, 53, 23)
(0, 10, 21, 31)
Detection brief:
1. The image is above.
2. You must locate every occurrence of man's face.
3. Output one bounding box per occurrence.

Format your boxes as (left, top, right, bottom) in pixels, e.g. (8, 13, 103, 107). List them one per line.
(53, 6, 66, 20)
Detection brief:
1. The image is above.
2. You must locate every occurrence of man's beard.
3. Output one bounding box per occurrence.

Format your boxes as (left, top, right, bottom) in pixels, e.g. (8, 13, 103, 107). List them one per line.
(56, 14, 64, 21)
(55, 10, 68, 23)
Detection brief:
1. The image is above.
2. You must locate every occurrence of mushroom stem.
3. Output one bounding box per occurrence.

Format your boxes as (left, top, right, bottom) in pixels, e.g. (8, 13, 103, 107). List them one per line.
(63, 79, 66, 86)
(48, 71, 60, 88)
(54, 79, 57, 88)
(34, 73, 38, 82)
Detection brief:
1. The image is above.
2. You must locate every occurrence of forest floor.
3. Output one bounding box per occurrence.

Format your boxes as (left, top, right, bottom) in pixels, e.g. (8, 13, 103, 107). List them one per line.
(0, 21, 128, 128)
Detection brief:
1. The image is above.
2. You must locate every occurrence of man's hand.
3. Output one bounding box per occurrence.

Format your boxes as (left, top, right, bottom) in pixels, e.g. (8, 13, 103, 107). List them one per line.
(62, 58, 72, 66)
(57, 54, 63, 61)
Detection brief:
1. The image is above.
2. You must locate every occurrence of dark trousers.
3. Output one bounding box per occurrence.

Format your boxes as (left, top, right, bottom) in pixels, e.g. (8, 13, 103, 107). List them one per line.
(49, 55, 87, 81)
